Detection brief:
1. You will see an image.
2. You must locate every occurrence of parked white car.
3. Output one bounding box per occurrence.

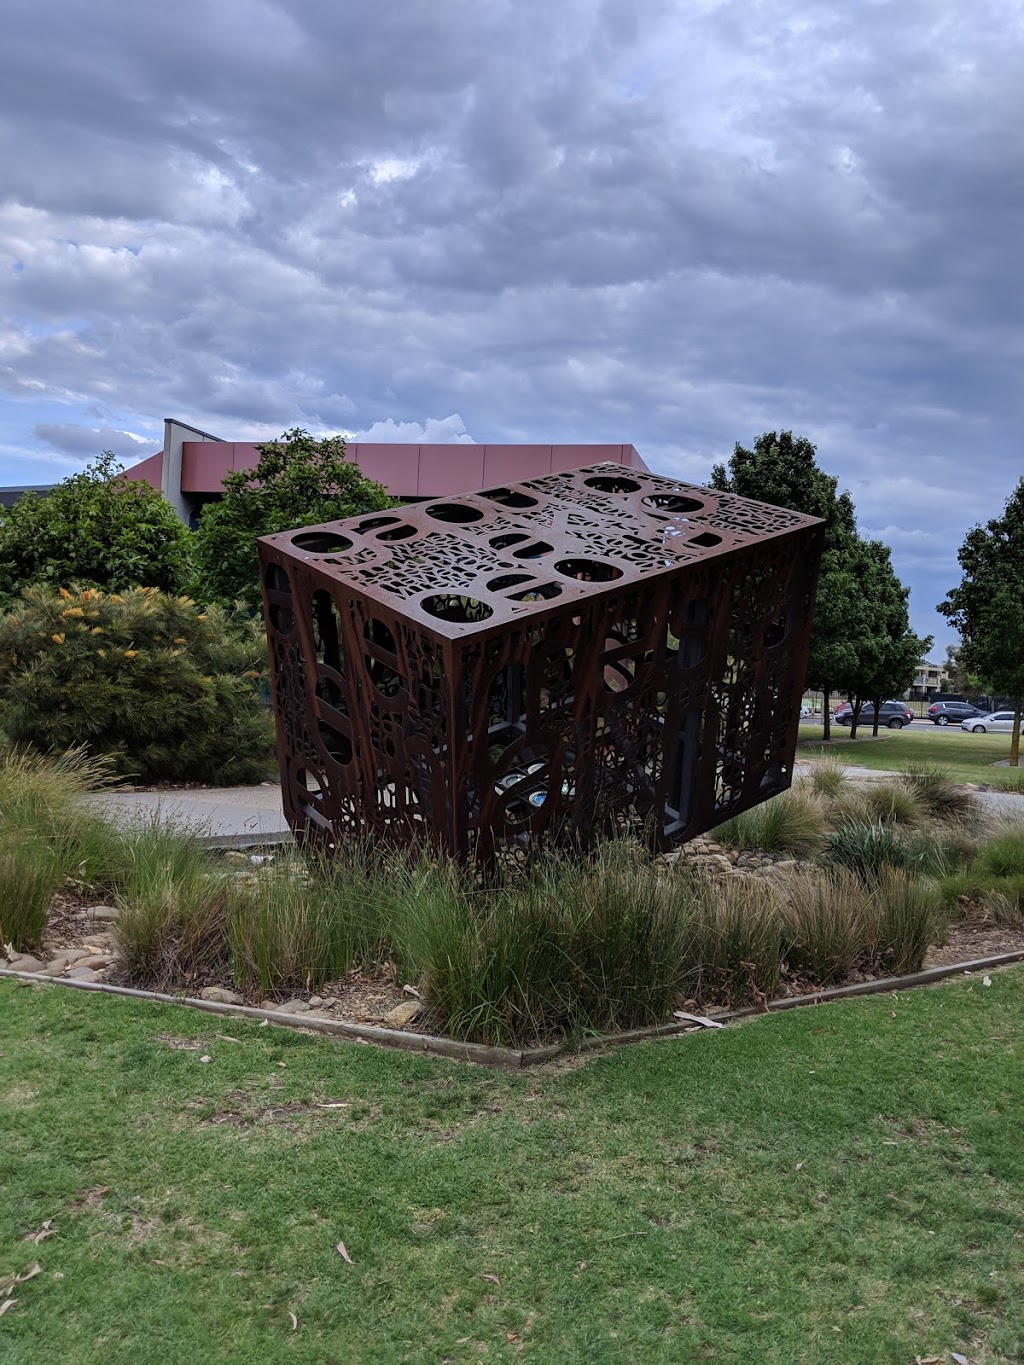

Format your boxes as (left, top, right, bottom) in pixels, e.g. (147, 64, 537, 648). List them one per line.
(961, 711, 1017, 733)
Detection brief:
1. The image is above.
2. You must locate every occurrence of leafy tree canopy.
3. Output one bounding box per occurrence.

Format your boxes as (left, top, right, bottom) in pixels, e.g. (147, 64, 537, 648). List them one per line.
(0, 452, 192, 607)
(192, 428, 394, 610)
(711, 430, 856, 551)
(939, 478, 1024, 763)
(842, 539, 931, 737)
(711, 430, 862, 737)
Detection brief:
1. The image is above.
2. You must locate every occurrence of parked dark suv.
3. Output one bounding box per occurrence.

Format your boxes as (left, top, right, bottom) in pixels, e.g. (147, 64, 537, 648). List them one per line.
(927, 701, 984, 726)
(833, 700, 914, 729)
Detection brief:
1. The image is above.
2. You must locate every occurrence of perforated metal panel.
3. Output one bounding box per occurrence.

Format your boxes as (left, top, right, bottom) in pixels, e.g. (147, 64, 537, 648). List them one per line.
(259, 462, 824, 861)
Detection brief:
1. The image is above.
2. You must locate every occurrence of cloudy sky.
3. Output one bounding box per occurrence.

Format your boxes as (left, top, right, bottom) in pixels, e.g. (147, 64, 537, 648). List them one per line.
(2, 0, 1021, 652)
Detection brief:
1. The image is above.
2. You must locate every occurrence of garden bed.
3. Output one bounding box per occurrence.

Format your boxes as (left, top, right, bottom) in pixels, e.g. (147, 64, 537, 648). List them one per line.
(3, 749, 1024, 1058)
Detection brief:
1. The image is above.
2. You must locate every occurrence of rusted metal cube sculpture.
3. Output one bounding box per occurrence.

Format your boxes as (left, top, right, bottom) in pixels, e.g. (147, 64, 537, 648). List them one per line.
(259, 463, 824, 862)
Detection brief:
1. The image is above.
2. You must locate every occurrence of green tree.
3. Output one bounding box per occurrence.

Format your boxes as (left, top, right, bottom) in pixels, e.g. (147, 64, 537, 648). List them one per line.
(711, 431, 859, 739)
(841, 540, 931, 738)
(944, 643, 985, 701)
(192, 429, 394, 610)
(939, 479, 1024, 765)
(0, 452, 192, 607)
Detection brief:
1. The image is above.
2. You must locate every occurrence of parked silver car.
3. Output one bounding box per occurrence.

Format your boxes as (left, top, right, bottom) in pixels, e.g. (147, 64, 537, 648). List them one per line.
(961, 710, 1017, 733)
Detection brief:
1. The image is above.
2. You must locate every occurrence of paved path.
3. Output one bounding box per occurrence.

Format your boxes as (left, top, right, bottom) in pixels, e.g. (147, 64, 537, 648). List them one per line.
(89, 784, 291, 847)
(87, 765, 1024, 847)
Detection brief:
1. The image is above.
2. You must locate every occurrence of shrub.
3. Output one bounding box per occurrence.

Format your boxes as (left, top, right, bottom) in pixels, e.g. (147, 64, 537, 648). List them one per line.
(862, 868, 943, 976)
(191, 429, 394, 610)
(712, 789, 825, 858)
(0, 452, 191, 608)
(0, 585, 275, 782)
(682, 874, 782, 1007)
(779, 867, 865, 986)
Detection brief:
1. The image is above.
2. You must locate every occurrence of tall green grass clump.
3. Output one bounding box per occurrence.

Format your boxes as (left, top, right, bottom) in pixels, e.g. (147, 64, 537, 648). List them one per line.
(0, 746, 129, 947)
(228, 847, 393, 994)
(420, 841, 689, 1046)
(113, 820, 232, 986)
(802, 756, 847, 799)
(778, 867, 865, 986)
(861, 781, 924, 826)
(900, 763, 981, 827)
(980, 876, 1024, 926)
(974, 823, 1024, 880)
(712, 789, 825, 858)
(862, 868, 944, 976)
(681, 875, 782, 1007)
(821, 820, 914, 878)
(0, 832, 62, 952)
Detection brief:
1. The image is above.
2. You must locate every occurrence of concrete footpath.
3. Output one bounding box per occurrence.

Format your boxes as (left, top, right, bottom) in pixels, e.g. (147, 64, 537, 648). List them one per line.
(89, 784, 291, 847)
(85, 764, 1024, 848)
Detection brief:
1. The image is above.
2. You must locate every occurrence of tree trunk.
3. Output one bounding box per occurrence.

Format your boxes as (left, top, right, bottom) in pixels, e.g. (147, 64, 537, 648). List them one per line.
(1012, 700, 1022, 768)
(822, 685, 831, 741)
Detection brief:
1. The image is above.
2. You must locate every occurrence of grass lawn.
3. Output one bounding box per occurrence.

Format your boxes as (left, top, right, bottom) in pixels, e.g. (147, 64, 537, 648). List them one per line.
(798, 724, 1024, 789)
(2, 976, 1024, 1363)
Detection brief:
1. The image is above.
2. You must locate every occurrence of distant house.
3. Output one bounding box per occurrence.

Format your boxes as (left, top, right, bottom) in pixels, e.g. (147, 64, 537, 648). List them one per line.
(2, 418, 649, 526)
(907, 659, 949, 701)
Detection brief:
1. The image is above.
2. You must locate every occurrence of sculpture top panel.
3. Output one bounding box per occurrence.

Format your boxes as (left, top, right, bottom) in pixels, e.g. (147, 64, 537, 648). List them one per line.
(260, 462, 822, 639)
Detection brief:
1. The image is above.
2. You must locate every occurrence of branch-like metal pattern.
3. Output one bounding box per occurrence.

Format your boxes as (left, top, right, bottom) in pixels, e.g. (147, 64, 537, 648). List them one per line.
(259, 463, 824, 861)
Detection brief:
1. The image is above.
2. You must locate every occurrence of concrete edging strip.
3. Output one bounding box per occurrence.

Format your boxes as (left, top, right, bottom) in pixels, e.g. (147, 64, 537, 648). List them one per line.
(2, 949, 1023, 1068)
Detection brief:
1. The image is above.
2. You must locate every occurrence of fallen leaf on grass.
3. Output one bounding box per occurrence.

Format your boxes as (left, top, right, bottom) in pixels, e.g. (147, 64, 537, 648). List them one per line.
(336, 1241, 354, 1264)
(1, 1264, 42, 1297)
(199, 1055, 212, 1064)
(315, 1102, 350, 1109)
(506, 1331, 520, 1343)
(0, 1299, 16, 1318)
(951, 1354, 971, 1365)
(480, 1273, 501, 1286)
(215, 1034, 243, 1044)
(402, 984, 423, 999)
(289, 1312, 298, 1331)
(21, 1219, 55, 1244)
(795, 1162, 804, 1171)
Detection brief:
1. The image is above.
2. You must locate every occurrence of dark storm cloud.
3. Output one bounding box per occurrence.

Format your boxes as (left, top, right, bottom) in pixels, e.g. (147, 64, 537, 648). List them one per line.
(34, 422, 154, 459)
(1, 0, 1022, 648)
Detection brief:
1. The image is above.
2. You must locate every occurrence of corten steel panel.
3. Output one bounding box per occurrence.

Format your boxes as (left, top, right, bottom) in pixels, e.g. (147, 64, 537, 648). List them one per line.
(259, 463, 824, 863)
